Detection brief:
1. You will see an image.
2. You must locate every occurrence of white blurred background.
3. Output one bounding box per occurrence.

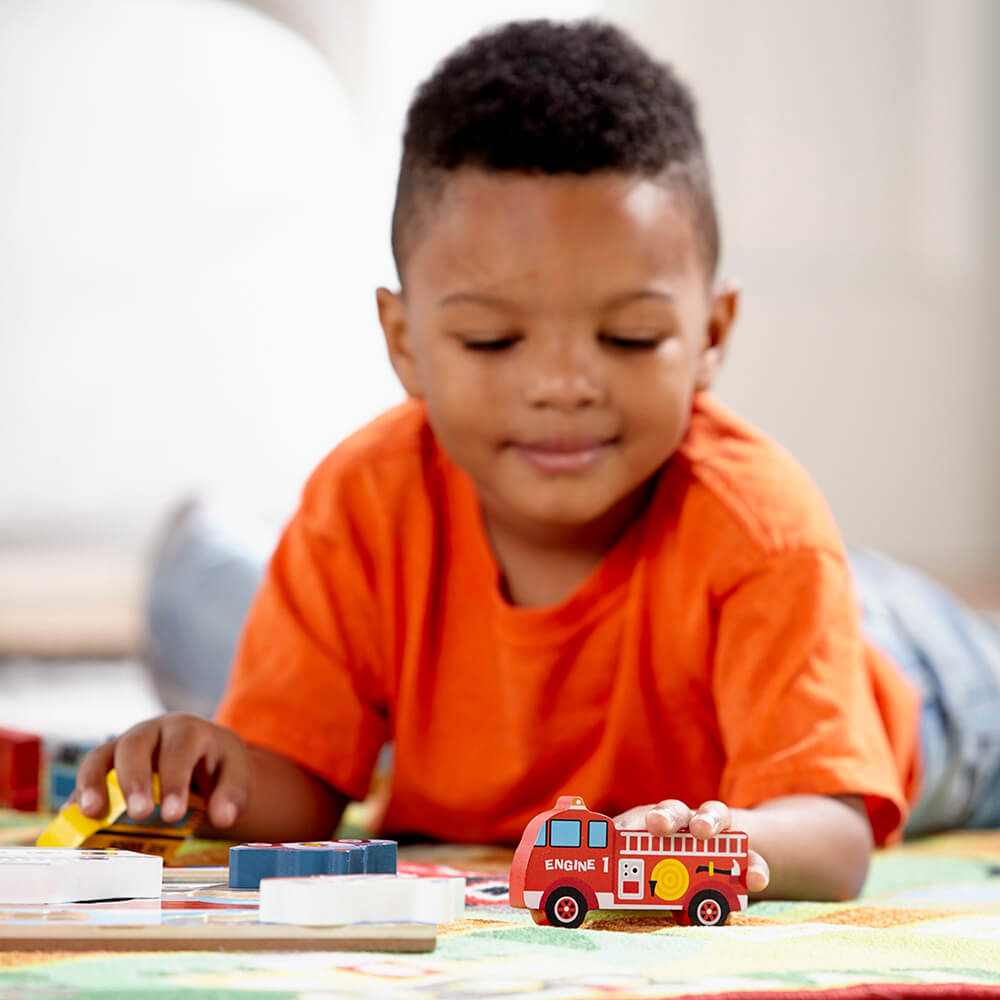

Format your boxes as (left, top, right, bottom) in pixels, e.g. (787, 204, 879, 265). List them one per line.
(1, 0, 997, 660)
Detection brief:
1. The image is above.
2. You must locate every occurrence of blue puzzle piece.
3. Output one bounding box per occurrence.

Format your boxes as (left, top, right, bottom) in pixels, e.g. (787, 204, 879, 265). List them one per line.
(229, 842, 361, 890)
(47, 740, 99, 811)
(48, 766, 79, 812)
(228, 839, 398, 889)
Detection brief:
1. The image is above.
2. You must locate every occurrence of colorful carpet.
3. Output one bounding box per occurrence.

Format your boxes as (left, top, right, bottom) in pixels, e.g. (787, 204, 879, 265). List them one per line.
(2, 811, 999, 999)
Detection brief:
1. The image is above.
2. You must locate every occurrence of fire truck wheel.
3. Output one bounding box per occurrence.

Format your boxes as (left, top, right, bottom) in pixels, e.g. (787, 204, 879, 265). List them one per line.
(544, 887, 588, 928)
(688, 889, 730, 927)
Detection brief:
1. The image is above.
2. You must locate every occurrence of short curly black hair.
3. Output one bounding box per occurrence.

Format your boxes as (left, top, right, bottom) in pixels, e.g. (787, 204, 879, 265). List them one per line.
(391, 19, 719, 281)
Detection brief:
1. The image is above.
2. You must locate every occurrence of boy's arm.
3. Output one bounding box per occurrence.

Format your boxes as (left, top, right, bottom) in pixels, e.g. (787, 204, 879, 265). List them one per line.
(618, 793, 873, 901)
(727, 795, 872, 901)
(710, 547, 912, 854)
(212, 470, 390, 822)
(731, 794, 872, 900)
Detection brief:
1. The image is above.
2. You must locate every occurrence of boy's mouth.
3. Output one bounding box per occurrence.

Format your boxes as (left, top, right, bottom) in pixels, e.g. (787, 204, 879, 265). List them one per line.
(511, 438, 617, 472)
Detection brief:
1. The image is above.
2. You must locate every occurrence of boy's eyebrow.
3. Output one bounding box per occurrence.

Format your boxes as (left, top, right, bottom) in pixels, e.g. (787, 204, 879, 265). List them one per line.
(604, 290, 676, 308)
(438, 292, 514, 309)
(437, 290, 676, 309)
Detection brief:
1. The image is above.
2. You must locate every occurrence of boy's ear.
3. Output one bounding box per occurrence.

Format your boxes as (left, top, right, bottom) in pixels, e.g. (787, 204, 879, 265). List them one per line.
(376, 287, 424, 399)
(696, 281, 739, 391)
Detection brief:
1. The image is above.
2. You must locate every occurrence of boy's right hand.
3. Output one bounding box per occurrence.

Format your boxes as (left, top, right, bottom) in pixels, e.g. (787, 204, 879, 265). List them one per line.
(614, 798, 771, 894)
(74, 713, 252, 830)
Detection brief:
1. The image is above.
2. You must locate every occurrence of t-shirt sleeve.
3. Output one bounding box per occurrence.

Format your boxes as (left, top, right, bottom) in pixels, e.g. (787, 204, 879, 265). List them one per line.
(712, 547, 914, 844)
(214, 475, 388, 802)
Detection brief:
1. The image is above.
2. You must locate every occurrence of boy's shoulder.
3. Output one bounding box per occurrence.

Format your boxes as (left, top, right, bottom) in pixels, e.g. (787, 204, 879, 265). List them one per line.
(297, 400, 439, 526)
(673, 394, 844, 559)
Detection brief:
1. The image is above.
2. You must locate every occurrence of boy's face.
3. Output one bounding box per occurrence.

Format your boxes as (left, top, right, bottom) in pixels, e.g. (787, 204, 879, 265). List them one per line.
(378, 169, 737, 543)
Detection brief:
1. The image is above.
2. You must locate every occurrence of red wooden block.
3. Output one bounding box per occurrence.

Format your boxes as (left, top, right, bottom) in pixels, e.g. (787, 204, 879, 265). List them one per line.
(0, 728, 41, 811)
(510, 794, 750, 927)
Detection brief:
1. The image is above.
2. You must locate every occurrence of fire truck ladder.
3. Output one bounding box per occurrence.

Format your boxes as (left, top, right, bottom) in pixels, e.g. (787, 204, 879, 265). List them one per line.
(619, 831, 747, 858)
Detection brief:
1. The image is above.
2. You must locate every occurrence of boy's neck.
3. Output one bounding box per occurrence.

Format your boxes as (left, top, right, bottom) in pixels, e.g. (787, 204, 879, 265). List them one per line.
(482, 481, 655, 608)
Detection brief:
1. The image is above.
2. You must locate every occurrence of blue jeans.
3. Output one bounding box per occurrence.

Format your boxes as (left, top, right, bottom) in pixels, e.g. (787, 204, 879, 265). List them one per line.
(143, 502, 275, 717)
(145, 505, 1000, 836)
(849, 548, 1000, 834)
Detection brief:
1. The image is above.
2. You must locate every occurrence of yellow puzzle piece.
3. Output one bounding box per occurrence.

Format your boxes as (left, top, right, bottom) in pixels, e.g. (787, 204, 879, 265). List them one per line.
(36, 769, 205, 862)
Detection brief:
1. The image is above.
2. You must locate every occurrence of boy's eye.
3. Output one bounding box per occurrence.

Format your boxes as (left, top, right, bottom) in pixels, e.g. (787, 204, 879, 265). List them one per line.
(458, 335, 521, 352)
(599, 331, 662, 350)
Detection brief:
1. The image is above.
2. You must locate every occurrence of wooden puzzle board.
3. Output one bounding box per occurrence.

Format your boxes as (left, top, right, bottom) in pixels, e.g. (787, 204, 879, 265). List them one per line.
(0, 866, 435, 952)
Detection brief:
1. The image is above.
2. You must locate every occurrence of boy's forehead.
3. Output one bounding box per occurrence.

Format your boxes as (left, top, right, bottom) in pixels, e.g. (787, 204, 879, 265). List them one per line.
(405, 167, 701, 302)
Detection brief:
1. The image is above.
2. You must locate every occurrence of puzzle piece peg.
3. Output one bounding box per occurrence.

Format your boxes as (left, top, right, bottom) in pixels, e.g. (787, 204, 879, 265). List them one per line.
(259, 873, 466, 926)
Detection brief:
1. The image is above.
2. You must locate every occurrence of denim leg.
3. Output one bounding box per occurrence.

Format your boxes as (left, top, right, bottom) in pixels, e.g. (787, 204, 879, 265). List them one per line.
(143, 501, 271, 717)
(849, 548, 1000, 835)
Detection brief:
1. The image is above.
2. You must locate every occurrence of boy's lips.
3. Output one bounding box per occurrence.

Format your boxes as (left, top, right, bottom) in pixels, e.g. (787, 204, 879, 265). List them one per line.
(511, 438, 617, 472)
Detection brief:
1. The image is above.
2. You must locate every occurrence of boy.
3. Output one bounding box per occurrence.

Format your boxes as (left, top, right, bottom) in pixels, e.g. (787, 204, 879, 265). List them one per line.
(74, 19, 1000, 901)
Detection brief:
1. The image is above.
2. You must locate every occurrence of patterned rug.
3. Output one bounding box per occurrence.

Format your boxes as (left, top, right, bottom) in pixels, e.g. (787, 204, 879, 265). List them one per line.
(2, 811, 1000, 999)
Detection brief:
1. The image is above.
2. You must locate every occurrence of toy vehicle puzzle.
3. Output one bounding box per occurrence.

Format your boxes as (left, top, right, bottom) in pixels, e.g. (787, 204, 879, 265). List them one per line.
(509, 795, 749, 927)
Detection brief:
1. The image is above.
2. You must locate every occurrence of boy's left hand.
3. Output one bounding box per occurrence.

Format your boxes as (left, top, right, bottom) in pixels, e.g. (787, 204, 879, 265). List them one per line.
(613, 799, 770, 893)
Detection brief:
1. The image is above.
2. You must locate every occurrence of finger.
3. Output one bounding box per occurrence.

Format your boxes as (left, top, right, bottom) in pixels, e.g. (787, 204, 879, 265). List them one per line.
(74, 740, 118, 816)
(689, 800, 732, 838)
(113, 722, 162, 820)
(157, 717, 219, 823)
(612, 804, 655, 829)
(645, 799, 693, 835)
(747, 849, 770, 893)
(205, 738, 252, 829)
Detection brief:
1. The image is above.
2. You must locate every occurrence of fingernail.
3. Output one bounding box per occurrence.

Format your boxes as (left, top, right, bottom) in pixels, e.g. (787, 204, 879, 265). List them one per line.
(127, 793, 149, 815)
(162, 794, 182, 820)
(217, 801, 237, 827)
(80, 789, 101, 814)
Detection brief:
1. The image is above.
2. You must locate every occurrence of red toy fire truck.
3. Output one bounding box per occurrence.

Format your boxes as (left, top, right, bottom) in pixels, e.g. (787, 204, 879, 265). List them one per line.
(510, 795, 749, 927)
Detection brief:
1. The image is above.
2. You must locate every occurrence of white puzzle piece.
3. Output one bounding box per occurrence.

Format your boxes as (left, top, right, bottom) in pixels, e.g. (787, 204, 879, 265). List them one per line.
(0, 848, 163, 904)
(258, 873, 466, 926)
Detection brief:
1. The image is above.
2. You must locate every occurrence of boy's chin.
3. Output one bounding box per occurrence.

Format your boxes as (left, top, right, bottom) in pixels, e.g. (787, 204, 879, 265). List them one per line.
(504, 490, 634, 536)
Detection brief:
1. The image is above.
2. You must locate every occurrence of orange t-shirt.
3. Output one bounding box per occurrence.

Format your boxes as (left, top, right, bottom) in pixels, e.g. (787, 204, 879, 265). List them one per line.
(215, 394, 921, 846)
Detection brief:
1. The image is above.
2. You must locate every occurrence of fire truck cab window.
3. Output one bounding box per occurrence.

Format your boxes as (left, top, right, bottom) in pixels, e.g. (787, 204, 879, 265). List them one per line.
(550, 820, 581, 848)
(534, 826, 546, 847)
(588, 821, 608, 848)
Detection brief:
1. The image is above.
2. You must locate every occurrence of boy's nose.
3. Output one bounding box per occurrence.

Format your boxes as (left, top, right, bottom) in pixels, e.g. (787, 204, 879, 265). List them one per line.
(521, 343, 606, 410)
(522, 368, 604, 409)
